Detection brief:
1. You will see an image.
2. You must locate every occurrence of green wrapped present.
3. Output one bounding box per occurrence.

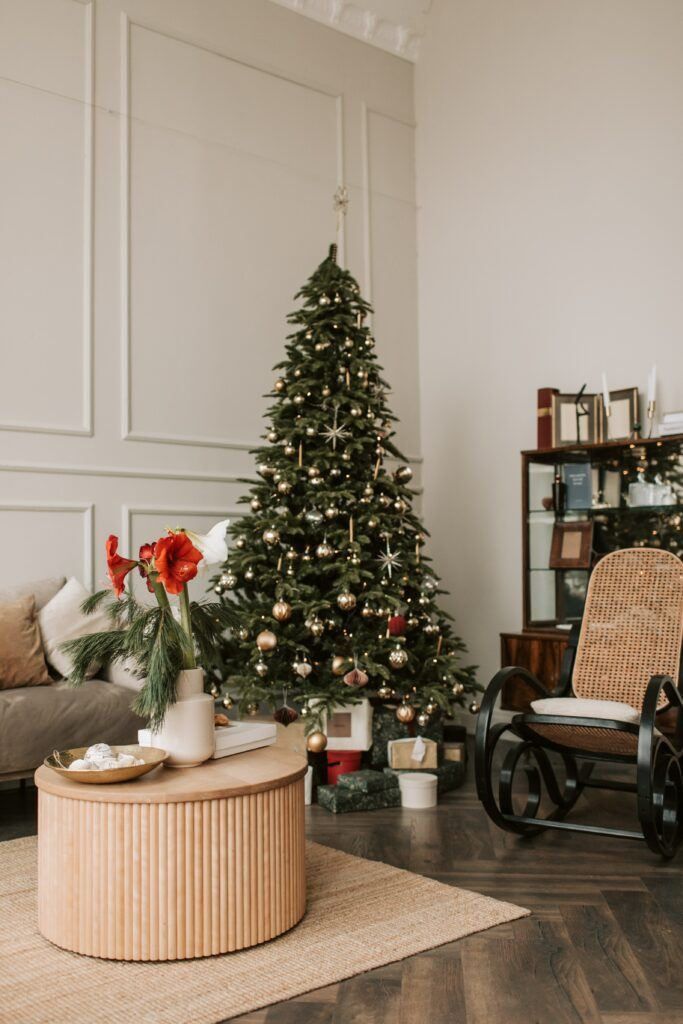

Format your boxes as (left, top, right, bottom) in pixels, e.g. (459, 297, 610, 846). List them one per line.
(384, 760, 466, 795)
(317, 783, 401, 814)
(337, 769, 398, 794)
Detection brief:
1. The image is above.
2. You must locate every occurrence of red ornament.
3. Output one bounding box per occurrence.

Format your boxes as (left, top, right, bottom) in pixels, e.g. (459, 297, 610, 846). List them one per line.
(388, 615, 407, 637)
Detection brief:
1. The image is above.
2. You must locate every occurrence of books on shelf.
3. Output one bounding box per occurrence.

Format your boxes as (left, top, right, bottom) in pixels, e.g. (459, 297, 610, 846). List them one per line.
(659, 412, 683, 436)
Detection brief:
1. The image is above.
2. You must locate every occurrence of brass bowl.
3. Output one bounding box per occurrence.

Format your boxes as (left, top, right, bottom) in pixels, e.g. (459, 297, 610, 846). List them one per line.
(45, 745, 167, 784)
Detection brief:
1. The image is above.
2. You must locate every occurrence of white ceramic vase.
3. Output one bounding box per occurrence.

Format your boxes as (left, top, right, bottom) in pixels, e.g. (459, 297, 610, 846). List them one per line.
(151, 668, 215, 767)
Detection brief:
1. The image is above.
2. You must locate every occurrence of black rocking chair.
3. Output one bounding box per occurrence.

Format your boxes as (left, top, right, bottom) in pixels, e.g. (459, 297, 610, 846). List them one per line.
(475, 548, 683, 858)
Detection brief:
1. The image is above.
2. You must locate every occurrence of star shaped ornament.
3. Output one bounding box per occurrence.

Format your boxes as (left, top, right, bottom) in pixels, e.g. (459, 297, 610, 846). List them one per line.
(320, 406, 350, 451)
(378, 539, 403, 579)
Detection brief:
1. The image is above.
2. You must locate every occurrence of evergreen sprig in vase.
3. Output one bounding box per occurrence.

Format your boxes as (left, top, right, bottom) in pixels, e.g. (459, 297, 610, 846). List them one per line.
(64, 521, 236, 767)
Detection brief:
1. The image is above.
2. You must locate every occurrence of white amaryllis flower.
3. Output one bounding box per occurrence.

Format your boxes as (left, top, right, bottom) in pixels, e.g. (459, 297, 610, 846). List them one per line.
(185, 519, 230, 567)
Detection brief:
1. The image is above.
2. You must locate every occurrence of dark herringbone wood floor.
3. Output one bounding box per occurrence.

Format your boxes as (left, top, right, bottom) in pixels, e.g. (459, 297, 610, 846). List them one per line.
(3, 755, 683, 1024)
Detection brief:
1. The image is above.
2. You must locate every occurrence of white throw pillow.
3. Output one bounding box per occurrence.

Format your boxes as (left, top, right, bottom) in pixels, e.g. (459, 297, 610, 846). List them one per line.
(530, 697, 641, 724)
(38, 577, 111, 679)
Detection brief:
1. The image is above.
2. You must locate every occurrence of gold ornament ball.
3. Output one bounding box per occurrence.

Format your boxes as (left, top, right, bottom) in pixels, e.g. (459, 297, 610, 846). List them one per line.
(316, 541, 334, 559)
(244, 567, 255, 581)
(246, 702, 259, 716)
(293, 394, 305, 406)
(310, 618, 325, 637)
(396, 703, 415, 723)
(277, 480, 292, 495)
(272, 600, 292, 622)
(236, 626, 249, 641)
(235, 536, 245, 549)
(267, 429, 278, 443)
(306, 731, 328, 753)
(325, 506, 338, 519)
(293, 659, 312, 678)
(426, 701, 438, 715)
(389, 645, 409, 669)
(416, 711, 430, 727)
(284, 444, 296, 457)
(395, 465, 413, 483)
(274, 378, 286, 392)
(377, 684, 392, 699)
(255, 659, 268, 677)
(263, 527, 280, 546)
(337, 591, 357, 611)
(361, 605, 374, 619)
(367, 517, 378, 529)
(256, 629, 277, 652)
(452, 682, 464, 697)
(250, 497, 262, 512)
(322, 386, 332, 397)
(469, 701, 480, 714)
(331, 655, 348, 676)
(341, 452, 351, 462)
(308, 466, 320, 478)
(305, 426, 316, 437)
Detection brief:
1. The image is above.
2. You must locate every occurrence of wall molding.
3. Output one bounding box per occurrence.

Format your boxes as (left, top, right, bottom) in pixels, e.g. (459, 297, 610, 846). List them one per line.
(0, 0, 94, 439)
(121, 504, 243, 555)
(267, 0, 425, 62)
(120, 14, 346, 452)
(0, 459, 243, 484)
(0, 501, 94, 589)
(360, 101, 416, 305)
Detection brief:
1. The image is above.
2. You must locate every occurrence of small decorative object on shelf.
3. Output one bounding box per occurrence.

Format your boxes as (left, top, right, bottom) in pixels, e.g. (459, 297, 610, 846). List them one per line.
(551, 387, 601, 446)
(549, 521, 594, 569)
(63, 521, 236, 767)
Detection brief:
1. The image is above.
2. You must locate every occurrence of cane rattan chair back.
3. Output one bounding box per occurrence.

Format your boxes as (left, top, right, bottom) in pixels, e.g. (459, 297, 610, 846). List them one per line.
(572, 548, 683, 710)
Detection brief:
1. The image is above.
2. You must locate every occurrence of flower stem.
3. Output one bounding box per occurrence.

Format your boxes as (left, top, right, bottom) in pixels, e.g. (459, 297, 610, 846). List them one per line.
(179, 584, 196, 670)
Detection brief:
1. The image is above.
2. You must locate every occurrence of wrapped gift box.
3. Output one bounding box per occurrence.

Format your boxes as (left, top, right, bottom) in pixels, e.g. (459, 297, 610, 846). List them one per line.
(387, 736, 438, 770)
(317, 783, 401, 814)
(336, 769, 398, 794)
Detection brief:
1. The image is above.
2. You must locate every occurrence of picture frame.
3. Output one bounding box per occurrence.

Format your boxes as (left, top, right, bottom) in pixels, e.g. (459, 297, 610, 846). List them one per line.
(551, 392, 601, 447)
(600, 387, 639, 441)
(549, 520, 594, 569)
(314, 698, 373, 751)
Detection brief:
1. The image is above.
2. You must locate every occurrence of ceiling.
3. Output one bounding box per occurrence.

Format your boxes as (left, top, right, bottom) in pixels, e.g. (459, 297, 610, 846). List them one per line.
(267, 0, 432, 61)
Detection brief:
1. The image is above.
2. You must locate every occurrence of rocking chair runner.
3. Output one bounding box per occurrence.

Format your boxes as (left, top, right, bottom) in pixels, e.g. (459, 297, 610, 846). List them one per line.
(475, 548, 683, 857)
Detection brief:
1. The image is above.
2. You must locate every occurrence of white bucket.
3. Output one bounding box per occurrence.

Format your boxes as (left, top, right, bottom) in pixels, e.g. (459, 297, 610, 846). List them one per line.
(398, 772, 438, 809)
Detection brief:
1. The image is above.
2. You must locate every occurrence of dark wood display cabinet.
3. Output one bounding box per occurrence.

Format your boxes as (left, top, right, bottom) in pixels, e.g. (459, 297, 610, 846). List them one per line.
(500, 432, 683, 711)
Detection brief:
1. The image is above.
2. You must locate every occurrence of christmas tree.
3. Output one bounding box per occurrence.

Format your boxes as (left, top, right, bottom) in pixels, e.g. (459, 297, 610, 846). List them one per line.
(212, 244, 478, 742)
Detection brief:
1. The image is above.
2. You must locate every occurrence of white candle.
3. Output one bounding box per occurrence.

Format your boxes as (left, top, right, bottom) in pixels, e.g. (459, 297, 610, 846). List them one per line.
(647, 364, 657, 404)
(601, 372, 610, 411)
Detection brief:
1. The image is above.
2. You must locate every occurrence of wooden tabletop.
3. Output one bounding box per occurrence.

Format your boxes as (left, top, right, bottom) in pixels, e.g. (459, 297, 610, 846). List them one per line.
(35, 746, 308, 804)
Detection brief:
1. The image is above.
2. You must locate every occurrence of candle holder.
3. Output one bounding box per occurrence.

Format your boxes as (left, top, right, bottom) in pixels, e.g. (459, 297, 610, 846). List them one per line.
(647, 399, 656, 438)
(603, 404, 612, 442)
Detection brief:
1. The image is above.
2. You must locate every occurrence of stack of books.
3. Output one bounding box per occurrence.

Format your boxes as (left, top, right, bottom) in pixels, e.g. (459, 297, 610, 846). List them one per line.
(659, 412, 683, 436)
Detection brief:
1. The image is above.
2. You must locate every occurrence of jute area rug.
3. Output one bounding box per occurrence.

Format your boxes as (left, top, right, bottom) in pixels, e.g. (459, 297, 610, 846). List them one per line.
(1, 836, 527, 1023)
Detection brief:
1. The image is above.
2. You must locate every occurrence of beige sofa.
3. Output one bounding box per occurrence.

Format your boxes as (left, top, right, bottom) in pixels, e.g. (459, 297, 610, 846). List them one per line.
(0, 577, 144, 781)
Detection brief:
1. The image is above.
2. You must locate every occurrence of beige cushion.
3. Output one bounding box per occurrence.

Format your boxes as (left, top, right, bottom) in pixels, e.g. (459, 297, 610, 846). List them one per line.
(0, 679, 145, 774)
(530, 697, 641, 724)
(103, 657, 144, 692)
(38, 578, 111, 680)
(0, 595, 51, 689)
(0, 576, 65, 612)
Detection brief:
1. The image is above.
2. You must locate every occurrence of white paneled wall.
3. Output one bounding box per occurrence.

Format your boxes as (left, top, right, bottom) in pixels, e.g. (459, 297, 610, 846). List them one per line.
(0, 0, 417, 589)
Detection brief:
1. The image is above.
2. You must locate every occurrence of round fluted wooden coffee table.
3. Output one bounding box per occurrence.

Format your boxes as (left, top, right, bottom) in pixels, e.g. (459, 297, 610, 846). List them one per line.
(35, 747, 307, 961)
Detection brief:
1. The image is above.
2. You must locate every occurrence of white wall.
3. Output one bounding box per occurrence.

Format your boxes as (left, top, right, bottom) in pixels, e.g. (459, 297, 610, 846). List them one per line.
(0, 0, 418, 593)
(416, 0, 683, 687)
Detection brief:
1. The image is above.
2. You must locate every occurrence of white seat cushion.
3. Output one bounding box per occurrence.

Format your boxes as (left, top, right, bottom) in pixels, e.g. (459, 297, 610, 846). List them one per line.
(530, 697, 641, 724)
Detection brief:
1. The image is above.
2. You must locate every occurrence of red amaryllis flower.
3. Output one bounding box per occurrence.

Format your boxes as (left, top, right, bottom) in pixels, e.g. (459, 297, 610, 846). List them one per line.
(154, 532, 203, 595)
(138, 541, 156, 593)
(106, 535, 138, 598)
